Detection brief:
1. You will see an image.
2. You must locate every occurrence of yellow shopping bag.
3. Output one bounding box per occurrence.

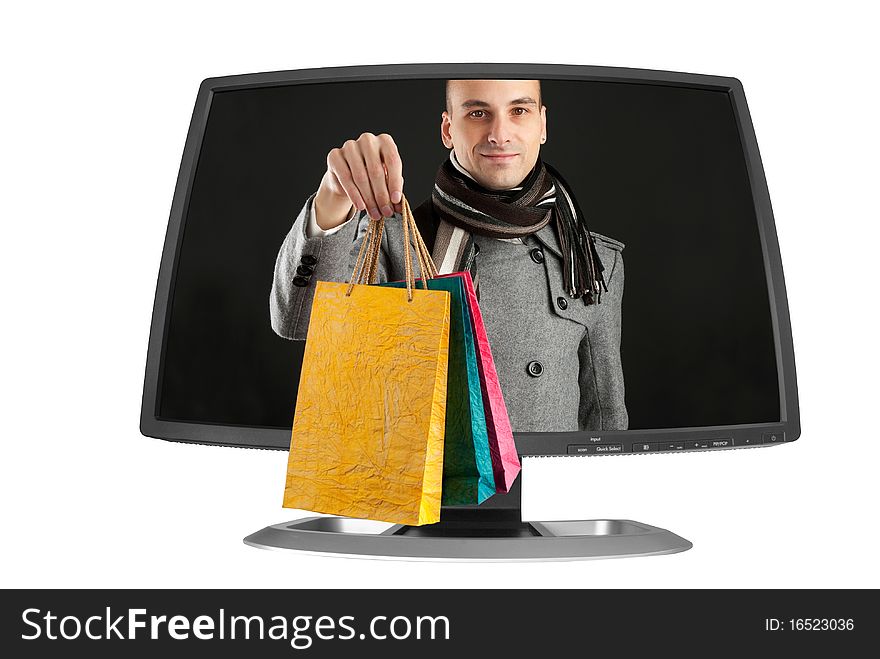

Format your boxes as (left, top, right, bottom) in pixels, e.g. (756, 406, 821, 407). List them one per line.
(283, 196, 450, 526)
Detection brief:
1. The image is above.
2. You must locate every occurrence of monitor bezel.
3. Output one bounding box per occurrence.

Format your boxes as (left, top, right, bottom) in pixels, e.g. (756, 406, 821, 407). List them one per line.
(140, 62, 800, 456)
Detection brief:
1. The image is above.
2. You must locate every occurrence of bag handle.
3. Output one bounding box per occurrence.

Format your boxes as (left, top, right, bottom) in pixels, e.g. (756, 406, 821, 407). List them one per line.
(346, 195, 438, 302)
(406, 195, 437, 280)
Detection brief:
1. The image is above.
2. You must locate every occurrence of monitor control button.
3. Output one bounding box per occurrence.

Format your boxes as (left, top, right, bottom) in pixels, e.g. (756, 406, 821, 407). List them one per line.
(567, 444, 591, 455)
(661, 441, 687, 451)
(594, 444, 623, 454)
(762, 431, 785, 443)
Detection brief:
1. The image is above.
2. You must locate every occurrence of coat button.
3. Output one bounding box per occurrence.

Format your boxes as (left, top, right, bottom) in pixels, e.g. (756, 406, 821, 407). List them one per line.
(527, 361, 544, 377)
(557, 296, 568, 310)
(530, 248, 545, 264)
(296, 264, 314, 276)
(301, 254, 317, 266)
(292, 276, 309, 287)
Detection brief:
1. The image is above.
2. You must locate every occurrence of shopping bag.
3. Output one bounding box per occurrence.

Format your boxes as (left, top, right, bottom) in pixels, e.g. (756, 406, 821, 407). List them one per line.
(437, 271, 521, 493)
(282, 196, 450, 526)
(381, 274, 496, 506)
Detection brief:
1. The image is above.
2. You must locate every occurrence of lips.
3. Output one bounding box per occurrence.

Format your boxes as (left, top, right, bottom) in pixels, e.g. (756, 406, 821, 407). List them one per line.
(481, 153, 518, 160)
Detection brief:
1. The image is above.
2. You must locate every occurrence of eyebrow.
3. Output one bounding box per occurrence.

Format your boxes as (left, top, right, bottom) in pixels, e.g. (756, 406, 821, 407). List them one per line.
(460, 96, 539, 109)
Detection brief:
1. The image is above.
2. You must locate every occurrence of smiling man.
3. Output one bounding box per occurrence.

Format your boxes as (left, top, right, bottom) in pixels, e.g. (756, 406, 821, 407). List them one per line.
(445, 80, 546, 190)
(270, 79, 628, 432)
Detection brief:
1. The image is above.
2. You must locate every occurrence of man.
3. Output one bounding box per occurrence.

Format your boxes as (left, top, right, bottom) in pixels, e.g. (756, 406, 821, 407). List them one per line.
(270, 79, 628, 432)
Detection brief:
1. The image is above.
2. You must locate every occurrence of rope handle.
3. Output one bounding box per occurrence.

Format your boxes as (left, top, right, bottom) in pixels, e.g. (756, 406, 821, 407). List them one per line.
(345, 195, 438, 301)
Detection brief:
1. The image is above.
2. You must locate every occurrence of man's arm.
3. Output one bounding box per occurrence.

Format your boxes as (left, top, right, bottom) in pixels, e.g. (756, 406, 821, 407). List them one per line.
(271, 131, 406, 339)
(306, 196, 358, 238)
(270, 192, 394, 341)
(270, 192, 361, 340)
(578, 249, 628, 431)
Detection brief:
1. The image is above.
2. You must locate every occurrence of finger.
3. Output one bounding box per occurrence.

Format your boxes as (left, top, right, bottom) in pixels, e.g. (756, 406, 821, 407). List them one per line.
(360, 136, 394, 218)
(390, 174, 405, 214)
(343, 140, 380, 219)
(328, 148, 366, 214)
(378, 134, 404, 213)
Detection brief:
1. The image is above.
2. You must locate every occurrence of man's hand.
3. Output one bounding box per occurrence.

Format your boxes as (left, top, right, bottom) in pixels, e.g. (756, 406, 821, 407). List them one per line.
(314, 132, 405, 231)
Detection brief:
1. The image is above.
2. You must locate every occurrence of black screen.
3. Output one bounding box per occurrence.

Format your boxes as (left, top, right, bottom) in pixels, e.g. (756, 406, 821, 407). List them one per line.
(158, 78, 779, 430)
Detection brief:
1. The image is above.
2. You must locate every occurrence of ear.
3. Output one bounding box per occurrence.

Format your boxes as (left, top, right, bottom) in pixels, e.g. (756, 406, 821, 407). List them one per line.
(441, 111, 454, 149)
(540, 105, 548, 144)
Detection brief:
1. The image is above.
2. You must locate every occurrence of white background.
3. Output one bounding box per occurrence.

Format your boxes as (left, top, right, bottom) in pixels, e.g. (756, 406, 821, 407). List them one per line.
(2, 1, 878, 589)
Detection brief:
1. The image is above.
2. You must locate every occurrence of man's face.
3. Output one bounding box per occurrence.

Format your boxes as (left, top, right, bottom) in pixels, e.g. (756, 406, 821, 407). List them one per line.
(442, 79, 547, 190)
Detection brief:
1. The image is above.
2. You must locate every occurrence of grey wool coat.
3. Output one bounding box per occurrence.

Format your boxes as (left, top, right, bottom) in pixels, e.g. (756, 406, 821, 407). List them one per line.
(270, 192, 628, 432)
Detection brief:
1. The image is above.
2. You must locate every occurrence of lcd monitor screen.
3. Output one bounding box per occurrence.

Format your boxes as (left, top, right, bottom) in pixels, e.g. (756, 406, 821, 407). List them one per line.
(157, 78, 779, 433)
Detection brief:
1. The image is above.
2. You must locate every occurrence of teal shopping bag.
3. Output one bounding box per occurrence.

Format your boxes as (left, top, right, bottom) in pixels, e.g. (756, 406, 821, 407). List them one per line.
(380, 275, 496, 505)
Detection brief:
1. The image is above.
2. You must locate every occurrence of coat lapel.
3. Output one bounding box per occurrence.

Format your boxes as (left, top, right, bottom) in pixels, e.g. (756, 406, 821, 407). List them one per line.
(532, 222, 563, 259)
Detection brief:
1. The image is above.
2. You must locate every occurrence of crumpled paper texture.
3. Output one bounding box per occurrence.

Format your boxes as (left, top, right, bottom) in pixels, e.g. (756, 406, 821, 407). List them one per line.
(381, 276, 496, 506)
(283, 281, 450, 526)
(438, 271, 521, 493)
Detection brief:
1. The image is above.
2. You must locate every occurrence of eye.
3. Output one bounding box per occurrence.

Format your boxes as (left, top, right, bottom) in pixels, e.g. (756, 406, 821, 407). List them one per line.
(468, 110, 485, 118)
(512, 107, 528, 115)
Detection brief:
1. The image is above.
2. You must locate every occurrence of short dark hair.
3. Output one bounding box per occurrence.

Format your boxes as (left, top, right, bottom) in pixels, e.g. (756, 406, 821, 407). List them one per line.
(445, 79, 543, 113)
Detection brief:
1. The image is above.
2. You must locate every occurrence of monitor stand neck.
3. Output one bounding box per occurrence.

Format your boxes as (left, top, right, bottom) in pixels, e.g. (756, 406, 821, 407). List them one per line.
(244, 474, 694, 561)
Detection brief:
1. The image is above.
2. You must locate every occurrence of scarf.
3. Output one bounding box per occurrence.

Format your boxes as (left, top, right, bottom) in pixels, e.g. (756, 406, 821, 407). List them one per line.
(429, 151, 607, 305)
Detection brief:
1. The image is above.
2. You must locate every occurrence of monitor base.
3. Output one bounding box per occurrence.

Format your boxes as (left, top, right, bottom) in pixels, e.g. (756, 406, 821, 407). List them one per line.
(243, 516, 692, 561)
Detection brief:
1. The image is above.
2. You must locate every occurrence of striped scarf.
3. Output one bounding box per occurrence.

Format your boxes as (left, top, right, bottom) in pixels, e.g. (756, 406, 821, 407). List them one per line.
(430, 151, 607, 304)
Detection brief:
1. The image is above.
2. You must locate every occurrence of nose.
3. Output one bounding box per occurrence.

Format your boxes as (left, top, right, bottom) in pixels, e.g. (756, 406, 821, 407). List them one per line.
(487, 113, 513, 145)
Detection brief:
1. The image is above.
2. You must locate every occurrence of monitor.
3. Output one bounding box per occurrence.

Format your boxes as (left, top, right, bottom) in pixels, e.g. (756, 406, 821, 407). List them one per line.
(140, 63, 800, 560)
